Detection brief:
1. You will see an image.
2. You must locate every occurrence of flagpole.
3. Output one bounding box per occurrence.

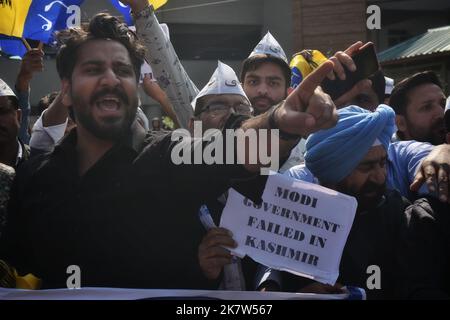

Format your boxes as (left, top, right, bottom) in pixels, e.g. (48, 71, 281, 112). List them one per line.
(21, 38, 32, 51)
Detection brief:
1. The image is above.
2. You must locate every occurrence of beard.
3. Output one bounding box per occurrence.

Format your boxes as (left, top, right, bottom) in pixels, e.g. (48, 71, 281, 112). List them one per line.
(250, 96, 277, 115)
(73, 87, 138, 141)
(408, 117, 446, 146)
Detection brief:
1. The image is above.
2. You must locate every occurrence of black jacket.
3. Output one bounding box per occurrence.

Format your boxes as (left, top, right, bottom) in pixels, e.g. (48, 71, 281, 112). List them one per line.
(0, 115, 263, 289)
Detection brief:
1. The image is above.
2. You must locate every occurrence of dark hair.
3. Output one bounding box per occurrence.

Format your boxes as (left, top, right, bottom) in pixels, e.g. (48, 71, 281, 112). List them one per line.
(240, 54, 291, 90)
(56, 13, 146, 81)
(37, 91, 59, 115)
(389, 71, 442, 116)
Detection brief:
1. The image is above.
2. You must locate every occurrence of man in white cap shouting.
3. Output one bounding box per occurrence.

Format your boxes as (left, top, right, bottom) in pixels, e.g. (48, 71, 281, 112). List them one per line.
(0, 78, 30, 168)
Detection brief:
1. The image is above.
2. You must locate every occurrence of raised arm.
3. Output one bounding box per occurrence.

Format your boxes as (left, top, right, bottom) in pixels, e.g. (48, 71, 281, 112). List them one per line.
(14, 47, 44, 143)
(124, 0, 198, 128)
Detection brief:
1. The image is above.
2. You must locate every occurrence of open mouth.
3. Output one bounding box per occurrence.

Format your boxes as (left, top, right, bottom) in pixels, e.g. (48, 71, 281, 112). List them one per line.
(95, 95, 122, 117)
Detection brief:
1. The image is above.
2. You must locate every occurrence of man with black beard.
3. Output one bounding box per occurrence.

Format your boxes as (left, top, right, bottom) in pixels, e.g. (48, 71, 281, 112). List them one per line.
(0, 13, 149, 289)
(257, 105, 413, 299)
(390, 71, 446, 146)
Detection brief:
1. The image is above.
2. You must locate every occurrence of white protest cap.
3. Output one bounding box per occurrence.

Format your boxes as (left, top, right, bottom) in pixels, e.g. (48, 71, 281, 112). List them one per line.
(384, 76, 394, 95)
(191, 61, 250, 112)
(0, 78, 16, 98)
(248, 31, 288, 64)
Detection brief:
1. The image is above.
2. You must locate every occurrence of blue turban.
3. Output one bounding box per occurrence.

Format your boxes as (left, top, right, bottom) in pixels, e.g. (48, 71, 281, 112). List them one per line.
(304, 104, 396, 184)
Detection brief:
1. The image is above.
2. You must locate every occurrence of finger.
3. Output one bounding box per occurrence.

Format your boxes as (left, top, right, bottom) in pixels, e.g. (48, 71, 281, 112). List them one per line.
(335, 51, 356, 73)
(410, 170, 425, 192)
(330, 54, 346, 80)
(200, 247, 233, 260)
(297, 60, 334, 104)
(437, 166, 449, 203)
(327, 56, 338, 80)
(343, 41, 364, 56)
(206, 227, 233, 238)
(29, 48, 44, 56)
(424, 164, 437, 193)
(357, 41, 374, 53)
(37, 41, 44, 50)
(306, 88, 334, 129)
(326, 71, 336, 81)
(334, 79, 372, 108)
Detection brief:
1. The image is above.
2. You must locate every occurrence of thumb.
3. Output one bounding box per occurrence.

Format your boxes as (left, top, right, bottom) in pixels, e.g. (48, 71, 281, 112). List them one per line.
(410, 170, 424, 192)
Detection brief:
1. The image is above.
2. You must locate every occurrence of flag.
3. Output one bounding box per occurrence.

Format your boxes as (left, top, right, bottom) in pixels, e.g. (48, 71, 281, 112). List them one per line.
(0, 0, 84, 57)
(110, 0, 168, 25)
(0, 0, 84, 43)
(0, 35, 27, 58)
(0, 0, 32, 38)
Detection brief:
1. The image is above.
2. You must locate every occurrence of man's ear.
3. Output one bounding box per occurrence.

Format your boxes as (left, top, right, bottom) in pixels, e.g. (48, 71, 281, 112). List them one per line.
(395, 115, 407, 133)
(61, 78, 72, 107)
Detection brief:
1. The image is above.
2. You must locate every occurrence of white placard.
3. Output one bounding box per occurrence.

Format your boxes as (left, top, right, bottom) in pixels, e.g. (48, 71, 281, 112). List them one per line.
(220, 173, 357, 285)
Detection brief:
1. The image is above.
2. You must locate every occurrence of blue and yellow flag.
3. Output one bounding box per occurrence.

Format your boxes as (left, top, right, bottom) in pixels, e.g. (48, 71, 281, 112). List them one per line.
(110, 0, 168, 25)
(0, 0, 84, 43)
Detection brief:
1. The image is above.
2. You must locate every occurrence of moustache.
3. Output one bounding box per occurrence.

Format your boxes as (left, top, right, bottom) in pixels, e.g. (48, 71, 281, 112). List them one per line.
(360, 181, 385, 197)
(90, 87, 129, 105)
(251, 96, 275, 106)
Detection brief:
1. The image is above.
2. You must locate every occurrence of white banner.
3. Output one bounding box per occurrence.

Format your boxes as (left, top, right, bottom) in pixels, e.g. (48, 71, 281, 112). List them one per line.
(220, 173, 357, 285)
(0, 287, 364, 300)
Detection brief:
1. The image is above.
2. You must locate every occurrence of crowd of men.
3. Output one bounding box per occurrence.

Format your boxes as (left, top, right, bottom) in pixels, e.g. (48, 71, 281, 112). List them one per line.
(0, 0, 449, 299)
